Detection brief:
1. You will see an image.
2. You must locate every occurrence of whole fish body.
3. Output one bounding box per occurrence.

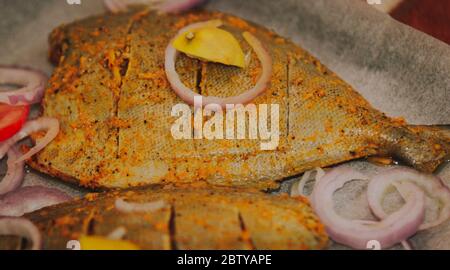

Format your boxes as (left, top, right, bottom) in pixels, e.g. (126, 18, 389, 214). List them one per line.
(28, 9, 449, 190)
(0, 185, 328, 250)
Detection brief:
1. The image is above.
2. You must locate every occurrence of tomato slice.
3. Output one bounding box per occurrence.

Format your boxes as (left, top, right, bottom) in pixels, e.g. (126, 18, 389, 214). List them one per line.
(0, 103, 30, 142)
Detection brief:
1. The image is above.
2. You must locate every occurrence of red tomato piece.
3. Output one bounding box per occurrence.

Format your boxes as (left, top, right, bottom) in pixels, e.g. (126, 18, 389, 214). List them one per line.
(0, 103, 30, 142)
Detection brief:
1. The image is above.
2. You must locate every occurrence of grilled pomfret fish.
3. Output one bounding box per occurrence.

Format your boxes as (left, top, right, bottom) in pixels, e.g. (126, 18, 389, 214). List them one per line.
(0, 186, 328, 250)
(28, 10, 449, 190)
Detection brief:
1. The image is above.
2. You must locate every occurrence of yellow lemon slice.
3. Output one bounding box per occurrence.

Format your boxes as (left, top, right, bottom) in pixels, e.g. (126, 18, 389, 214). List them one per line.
(79, 236, 140, 250)
(173, 27, 246, 68)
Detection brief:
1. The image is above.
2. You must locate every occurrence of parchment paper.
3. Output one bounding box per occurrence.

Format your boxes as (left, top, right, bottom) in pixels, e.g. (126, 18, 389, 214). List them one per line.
(0, 0, 449, 250)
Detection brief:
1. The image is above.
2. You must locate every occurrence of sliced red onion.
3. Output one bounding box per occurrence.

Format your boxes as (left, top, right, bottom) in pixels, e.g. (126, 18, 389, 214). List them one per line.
(156, 0, 206, 13)
(291, 170, 312, 197)
(402, 240, 413, 250)
(0, 66, 47, 106)
(115, 198, 166, 213)
(0, 186, 72, 217)
(165, 20, 273, 110)
(103, 0, 129, 13)
(311, 167, 425, 249)
(291, 167, 325, 198)
(0, 117, 60, 163)
(0, 217, 42, 250)
(391, 182, 419, 251)
(0, 145, 25, 196)
(359, 219, 414, 250)
(104, 0, 206, 14)
(107, 226, 127, 240)
(367, 167, 450, 230)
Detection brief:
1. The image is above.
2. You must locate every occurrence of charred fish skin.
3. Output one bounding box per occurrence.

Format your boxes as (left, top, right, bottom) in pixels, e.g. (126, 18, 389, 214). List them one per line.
(0, 186, 329, 250)
(28, 10, 448, 190)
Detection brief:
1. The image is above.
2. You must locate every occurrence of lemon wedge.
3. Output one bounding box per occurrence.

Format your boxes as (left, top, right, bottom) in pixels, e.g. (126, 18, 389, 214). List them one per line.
(79, 236, 140, 250)
(173, 27, 246, 68)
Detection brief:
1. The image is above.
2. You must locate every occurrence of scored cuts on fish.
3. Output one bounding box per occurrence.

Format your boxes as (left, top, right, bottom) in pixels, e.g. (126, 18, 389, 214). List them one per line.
(28, 9, 449, 190)
(0, 185, 328, 250)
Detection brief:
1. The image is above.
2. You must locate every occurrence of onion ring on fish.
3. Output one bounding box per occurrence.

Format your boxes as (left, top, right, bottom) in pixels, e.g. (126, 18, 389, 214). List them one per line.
(115, 198, 166, 213)
(0, 117, 59, 163)
(107, 226, 127, 240)
(165, 20, 273, 110)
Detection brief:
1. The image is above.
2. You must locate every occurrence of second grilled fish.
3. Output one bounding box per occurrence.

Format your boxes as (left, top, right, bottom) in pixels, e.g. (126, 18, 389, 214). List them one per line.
(0, 185, 328, 250)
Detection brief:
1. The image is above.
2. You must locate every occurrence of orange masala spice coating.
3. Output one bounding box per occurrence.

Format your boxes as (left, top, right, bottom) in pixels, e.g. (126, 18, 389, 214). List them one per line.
(27, 9, 448, 190)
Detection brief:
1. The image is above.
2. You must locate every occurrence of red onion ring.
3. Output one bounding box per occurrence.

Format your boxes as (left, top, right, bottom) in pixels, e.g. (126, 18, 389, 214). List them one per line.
(165, 20, 273, 110)
(311, 167, 425, 249)
(402, 240, 414, 250)
(115, 198, 166, 213)
(0, 117, 60, 163)
(103, 0, 206, 14)
(107, 226, 127, 240)
(0, 217, 42, 250)
(0, 145, 25, 196)
(291, 167, 325, 198)
(157, 0, 206, 13)
(0, 186, 72, 217)
(0, 66, 48, 106)
(367, 167, 450, 230)
(103, 0, 129, 13)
